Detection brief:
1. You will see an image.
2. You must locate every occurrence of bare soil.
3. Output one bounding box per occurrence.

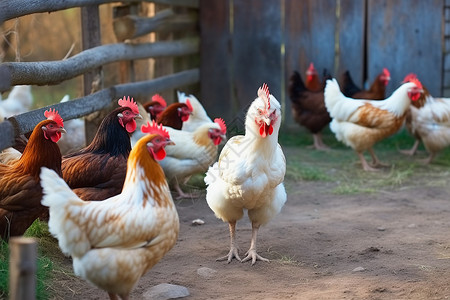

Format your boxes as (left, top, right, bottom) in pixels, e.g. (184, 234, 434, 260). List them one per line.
(49, 145, 450, 300)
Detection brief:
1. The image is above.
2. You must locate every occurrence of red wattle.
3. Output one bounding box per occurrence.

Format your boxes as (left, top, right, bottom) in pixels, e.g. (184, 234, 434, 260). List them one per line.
(181, 115, 190, 122)
(125, 120, 137, 133)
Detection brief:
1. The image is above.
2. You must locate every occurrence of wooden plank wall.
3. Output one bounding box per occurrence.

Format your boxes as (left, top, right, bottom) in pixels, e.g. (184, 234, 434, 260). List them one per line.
(201, 0, 446, 128)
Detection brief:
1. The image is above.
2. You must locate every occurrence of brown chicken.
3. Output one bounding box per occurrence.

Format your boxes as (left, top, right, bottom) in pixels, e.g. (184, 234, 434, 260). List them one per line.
(288, 70, 332, 150)
(341, 68, 391, 100)
(156, 99, 193, 129)
(305, 62, 322, 92)
(142, 93, 167, 120)
(62, 97, 142, 201)
(0, 109, 65, 240)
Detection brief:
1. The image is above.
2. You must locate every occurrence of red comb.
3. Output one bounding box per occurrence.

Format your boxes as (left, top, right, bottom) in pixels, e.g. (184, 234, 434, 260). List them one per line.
(403, 73, 418, 83)
(408, 77, 423, 90)
(118, 96, 139, 114)
(141, 120, 170, 139)
(214, 118, 227, 134)
(44, 108, 64, 127)
(306, 63, 316, 75)
(185, 99, 193, 112)
(382, 68, 390, 77)
(151, 94, 167, 107)
(257, 83, 270, 110)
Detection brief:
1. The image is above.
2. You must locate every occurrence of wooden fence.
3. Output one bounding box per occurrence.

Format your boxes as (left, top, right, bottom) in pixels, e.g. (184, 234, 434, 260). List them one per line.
(1, 0, 449, 147)
(0, 0, 200, 151)
(201, 0, 449, 127)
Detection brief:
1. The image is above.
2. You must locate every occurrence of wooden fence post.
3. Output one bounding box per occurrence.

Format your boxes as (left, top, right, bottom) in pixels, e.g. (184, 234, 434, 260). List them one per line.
(81, 5, 103, 144)
(9, 237, 37, 300)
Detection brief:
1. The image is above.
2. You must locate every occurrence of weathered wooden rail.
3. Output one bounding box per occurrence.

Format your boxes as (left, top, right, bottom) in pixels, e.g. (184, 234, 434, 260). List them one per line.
(0, 0, 200, 151)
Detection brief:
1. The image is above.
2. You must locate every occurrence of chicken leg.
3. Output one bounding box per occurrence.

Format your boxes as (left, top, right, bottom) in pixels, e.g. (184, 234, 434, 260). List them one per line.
(399, 139, 420, 156)
(368, 148, 389, 167)
(312, 133, 330, 151)
(217, 221, 241, 263)
(241, 223, 269, 265)
(357, 152, 379, 172)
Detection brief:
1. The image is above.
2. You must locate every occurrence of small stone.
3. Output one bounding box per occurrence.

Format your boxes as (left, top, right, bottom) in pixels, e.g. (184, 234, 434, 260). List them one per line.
(197, 267, 217, 278)
(377, 227, 386, 231)
(192, 219, 205, 225)
(143, 283, 189, 300)
(408, 224, 416, 228)
(352, 266, 365, 272)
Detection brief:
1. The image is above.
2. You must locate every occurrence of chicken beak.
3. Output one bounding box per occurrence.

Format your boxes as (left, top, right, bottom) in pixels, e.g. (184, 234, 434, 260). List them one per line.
(166, 140, 175, 146)
(135, 114, 143, 120)
(59, 128, 67, 134)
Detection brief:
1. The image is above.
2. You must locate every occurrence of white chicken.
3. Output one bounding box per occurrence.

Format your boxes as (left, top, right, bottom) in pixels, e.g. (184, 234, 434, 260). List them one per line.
(400, 74, 450, 163)
(57, 94, 86, 155)
(0, 85, 33, 117)
(39, 120, 179, 300)
(324, 78, 423, 171)
(160, 118, 227, 198)
(177, 91, 213, 131)
(204, 83, 287, 265)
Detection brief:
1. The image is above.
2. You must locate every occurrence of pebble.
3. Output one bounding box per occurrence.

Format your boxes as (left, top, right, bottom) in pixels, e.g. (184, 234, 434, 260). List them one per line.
(352, 266, 366, 272)
(197, 267, 217, 278)
(192, 219, 205, 225)
(143, 283, 190, 300)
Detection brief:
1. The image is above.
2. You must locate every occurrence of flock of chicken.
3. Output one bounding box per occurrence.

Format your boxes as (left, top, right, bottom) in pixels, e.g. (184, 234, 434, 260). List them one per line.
(0, 84, 286, 299)
(1, 64, 449, 298)
(289, 63, 450, 171)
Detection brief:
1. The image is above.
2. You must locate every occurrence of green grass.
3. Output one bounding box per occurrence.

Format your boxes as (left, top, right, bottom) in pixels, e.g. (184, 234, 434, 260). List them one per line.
(279, 126, 450, 195)
(0, 220, 59, 300)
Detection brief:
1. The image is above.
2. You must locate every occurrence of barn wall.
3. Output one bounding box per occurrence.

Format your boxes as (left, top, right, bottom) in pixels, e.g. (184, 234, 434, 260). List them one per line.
(200, 0, 446, 128)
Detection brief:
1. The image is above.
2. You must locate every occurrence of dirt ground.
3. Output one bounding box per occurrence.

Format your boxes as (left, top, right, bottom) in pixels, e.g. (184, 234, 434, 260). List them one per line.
(49, 145, 450, 300)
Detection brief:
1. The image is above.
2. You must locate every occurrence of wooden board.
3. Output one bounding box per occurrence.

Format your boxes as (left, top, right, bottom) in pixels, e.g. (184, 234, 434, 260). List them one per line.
(367, 0, 443, 95)
(199, 0, 232, 121)
(232, 0, 282, 131)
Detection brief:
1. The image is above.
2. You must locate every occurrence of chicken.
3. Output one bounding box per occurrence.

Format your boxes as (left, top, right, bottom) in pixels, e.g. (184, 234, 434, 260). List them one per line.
(0, 109, 65, 240)
(57, 95, 86, 155)
(142, 94, 167, 120)
(160, 118, 227, 198)
(177, 91, 213, 131)
(288, 70, 332, 150)
(341, 68, 391, 100)
(62, 96, 142, 201)
(39, 120, 178, 300)
(0, 85, 33, 117)
(324, 77, 423, 171)
(305, 62, 322, 92)
(156, 99, 193, 130)
(204, 83, 286, 265)
(400, 73, 450, 163)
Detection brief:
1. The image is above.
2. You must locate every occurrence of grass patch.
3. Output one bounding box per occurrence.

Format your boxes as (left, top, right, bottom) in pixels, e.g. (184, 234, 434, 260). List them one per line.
(0, 220, 60, 299)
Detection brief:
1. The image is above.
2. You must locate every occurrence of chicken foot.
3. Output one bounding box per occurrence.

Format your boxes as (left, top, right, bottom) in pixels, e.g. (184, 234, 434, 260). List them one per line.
(312, 133, 330, 151)
(368, 148, 389, 167)
(173, 180, 198, 199)
(357, 152, 379, 172)
(241, 223, 269, 265)
(399, 139, 420, 156)
(217, 221, 242, 263)
(108, 293, 129, 300)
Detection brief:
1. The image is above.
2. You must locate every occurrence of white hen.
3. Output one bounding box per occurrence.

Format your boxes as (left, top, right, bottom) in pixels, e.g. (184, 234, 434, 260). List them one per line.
(177, 91, 213, 131)
(204, 83, 287, 265)
(0, 85, 33, 117)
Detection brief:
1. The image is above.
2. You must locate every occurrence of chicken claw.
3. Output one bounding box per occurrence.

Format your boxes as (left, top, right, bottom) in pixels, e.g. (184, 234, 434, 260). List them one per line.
(242, 249, 269, 265)
(217, 246, 241, 263)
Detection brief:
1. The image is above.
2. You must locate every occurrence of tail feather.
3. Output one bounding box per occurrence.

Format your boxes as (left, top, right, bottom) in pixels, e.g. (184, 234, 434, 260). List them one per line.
(40, 167, 89, 257)
(324, 79, 364, 121)
(288, 71, 307, 102)
(341, 70, 361, 97)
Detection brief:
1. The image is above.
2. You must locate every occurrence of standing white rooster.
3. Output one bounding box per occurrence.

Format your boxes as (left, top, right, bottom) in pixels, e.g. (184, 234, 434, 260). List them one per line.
(205, 83, 287, 265)
(39, 120, 179, 300)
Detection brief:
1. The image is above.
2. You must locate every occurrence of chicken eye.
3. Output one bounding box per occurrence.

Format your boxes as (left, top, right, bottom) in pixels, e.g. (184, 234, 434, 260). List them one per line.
(257, 109, 262, 115)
